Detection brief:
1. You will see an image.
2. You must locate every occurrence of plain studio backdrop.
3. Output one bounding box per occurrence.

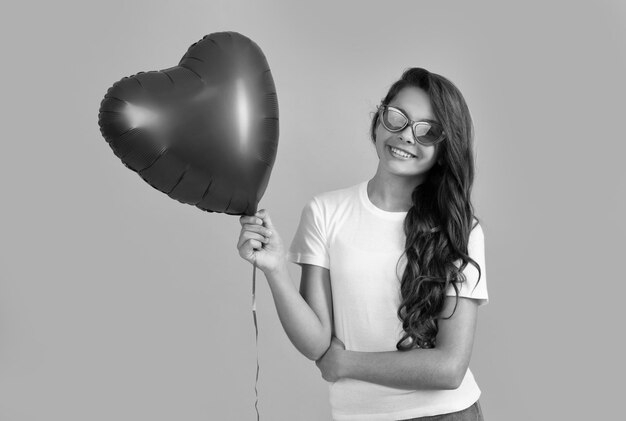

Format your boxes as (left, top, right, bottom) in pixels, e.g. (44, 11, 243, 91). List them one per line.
(1, 0, 625, 420)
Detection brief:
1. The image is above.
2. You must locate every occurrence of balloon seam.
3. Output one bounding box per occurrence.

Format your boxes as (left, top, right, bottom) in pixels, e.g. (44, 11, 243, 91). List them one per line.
(179, 64, 205, 83)
(137, 147, 167, 173)
(185, 56, 206, 64)
(224, 196, 233, 213)
(104, 95, 129, 105)
(163, 71, 175, 85)
(166, 166, 190, 194)
(195, 180, 213, 205)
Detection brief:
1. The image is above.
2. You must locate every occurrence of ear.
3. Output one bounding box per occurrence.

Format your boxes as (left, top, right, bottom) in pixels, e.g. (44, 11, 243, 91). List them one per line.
(371, 114, 381, 145)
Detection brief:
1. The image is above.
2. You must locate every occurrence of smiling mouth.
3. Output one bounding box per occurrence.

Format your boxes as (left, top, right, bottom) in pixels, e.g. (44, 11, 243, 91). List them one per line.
(388, 145, 417, 159)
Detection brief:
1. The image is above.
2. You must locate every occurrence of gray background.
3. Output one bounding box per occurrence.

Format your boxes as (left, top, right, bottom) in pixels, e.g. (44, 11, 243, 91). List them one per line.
(1, 0, 625, 420)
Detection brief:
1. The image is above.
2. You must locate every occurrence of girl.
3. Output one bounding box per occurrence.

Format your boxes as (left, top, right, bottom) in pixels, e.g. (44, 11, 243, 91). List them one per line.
(237, 67, 488, 420)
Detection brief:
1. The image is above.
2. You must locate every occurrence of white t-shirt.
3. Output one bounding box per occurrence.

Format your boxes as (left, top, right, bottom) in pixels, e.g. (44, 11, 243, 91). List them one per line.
(287, 180, 489, 421)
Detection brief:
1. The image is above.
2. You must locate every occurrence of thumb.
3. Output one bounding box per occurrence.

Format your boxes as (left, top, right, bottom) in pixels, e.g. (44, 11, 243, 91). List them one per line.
(255, 209, 274, 229)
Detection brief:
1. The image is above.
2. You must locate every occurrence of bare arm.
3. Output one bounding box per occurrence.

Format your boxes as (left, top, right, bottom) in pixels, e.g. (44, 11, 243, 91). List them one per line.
(265, 262, 333, 361)
(238, 209, 333, 361)
(340, 296, 479, 390)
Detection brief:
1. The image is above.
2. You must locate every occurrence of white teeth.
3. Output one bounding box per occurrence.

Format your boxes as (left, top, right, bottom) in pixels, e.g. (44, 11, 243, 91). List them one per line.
(389, 146, 414, 158)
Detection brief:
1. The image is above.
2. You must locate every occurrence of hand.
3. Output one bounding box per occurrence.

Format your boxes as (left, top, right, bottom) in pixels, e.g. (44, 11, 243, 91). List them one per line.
(315, 336, 346, 383)
(237, 209, 286, 275)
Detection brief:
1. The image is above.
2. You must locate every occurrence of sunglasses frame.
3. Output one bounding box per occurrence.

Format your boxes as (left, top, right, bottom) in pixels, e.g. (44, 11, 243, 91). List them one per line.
(377, 105, 446, 146)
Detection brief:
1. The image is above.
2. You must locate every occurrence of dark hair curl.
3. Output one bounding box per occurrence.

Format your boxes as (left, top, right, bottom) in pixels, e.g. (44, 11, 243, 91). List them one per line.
(369, 67, 482, 350)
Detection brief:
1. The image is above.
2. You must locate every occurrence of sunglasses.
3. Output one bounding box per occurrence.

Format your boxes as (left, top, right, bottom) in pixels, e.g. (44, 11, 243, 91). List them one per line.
(377, 105, 446, 146)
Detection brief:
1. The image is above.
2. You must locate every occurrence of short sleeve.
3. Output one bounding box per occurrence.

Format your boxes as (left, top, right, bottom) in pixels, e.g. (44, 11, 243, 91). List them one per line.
(287, 197, 330, 269)
(446, 222, 489, 306)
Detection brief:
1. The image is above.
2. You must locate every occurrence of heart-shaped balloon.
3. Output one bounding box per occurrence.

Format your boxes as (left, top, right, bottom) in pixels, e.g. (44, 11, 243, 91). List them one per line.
(98, 31, 279, 216)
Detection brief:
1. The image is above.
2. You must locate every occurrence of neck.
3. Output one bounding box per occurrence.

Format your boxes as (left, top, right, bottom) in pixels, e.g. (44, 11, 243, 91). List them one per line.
(367, 172, 425, 212)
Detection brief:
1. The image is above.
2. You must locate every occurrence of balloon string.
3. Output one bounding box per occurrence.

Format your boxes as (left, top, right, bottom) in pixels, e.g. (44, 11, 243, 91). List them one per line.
(252, 261, 260, 421)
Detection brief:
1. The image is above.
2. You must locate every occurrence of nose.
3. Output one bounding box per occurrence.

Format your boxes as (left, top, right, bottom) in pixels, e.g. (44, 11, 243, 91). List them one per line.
(399, 125, 416, 144)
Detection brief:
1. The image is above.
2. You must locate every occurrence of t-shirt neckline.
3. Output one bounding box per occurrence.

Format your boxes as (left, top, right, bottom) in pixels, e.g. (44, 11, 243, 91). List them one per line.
(359, 180, 408, 220)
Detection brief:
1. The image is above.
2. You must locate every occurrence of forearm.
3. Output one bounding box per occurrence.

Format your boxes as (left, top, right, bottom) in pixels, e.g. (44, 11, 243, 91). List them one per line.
(341, 348, 462, 390)
(264, 262, 329, 361)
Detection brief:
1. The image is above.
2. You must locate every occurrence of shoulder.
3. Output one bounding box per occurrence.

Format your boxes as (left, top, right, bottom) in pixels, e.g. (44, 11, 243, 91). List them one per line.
(466, 218, 486, 266)
(310, 182, 361, 214)
(314, 182, 360, 204)
(470, 218, 485, 241)
(303, 182, 362, 236)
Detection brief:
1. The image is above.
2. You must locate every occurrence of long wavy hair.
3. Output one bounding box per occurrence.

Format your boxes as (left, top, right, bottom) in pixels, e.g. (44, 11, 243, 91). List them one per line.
(369, 68, 482, 350)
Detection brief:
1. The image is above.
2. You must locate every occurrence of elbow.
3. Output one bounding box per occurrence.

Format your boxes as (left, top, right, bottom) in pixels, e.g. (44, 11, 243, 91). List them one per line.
(305, 338, 331, 361)
(430, 352, 468, 390)
(443, 374, 463, 390)
(303, 347, 319, 361)
(440, 363, 468, 390)
(299, 343, 323, 361)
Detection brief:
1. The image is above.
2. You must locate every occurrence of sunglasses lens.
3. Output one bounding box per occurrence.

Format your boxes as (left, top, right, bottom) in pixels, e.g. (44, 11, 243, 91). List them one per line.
(380, 106, 445, 145)
(381, 107, 407, 131)
(413, 122, 444, 145)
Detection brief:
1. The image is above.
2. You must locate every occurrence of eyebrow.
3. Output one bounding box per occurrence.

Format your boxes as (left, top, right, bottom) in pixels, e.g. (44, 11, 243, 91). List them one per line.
(387, 104, 439, 124)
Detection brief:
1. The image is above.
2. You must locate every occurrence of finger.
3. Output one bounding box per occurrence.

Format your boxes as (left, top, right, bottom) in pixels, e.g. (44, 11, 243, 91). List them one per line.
(238, 231, 268, 249)
(246, 231, 269, 244)
(240, 215, 264, 227)
(255, 209, 275, 229)
(238, 238, 255, 260)
(243, 223, 273, 238)
(243, 238, 263, 252)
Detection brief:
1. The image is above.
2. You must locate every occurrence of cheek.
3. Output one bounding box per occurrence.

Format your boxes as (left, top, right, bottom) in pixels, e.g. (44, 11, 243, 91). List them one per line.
(422, 145, 438, 162)
(373, 126, 388, 150)
(375, 124, 398, 146)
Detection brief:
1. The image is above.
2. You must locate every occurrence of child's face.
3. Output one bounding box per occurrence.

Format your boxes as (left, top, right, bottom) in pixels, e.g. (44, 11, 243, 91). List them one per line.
(374, 86, 440, 180)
